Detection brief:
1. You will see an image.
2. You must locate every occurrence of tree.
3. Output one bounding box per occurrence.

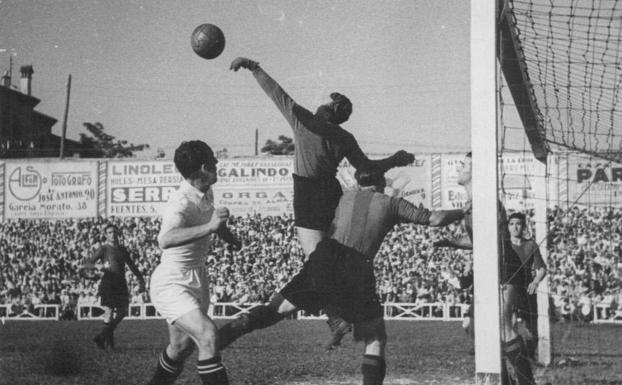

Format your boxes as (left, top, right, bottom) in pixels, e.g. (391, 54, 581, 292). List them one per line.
(79, 122, 149, 158)
(261, 135, 294, 155)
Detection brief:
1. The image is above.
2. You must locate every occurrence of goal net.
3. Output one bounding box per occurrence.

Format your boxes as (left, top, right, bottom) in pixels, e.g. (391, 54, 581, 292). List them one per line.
(497, 0, 622, 383)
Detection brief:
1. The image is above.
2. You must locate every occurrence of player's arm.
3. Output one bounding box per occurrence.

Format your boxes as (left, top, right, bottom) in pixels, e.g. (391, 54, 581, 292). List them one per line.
(158, 206, 230, 249)
(124, 251, 146, 292)
(527, 243, 547, 295)
(230, 58, 298, 127)
(433, 235, 473, 250)
(345, 134, 415, 173)
(389, 196, 466, 227)
(82, 247, 103, 270)
(528, 266, 546, 295)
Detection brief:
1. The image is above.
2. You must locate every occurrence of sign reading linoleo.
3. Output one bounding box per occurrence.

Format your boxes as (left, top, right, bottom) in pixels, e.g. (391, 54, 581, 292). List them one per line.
(107, 161, 183, 217)
(4, 160, 98, 219)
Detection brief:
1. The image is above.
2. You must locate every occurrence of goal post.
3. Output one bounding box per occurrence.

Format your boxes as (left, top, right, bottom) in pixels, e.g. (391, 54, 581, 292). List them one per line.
(471, 1, 502, 384)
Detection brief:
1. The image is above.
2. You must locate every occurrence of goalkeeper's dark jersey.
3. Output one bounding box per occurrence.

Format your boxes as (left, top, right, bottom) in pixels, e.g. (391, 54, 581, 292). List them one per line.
(328, 189, 431, 260)
(252, 67, 375, 179)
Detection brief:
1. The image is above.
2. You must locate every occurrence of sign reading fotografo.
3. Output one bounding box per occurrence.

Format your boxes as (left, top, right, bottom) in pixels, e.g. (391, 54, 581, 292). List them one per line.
(4, 160, 98, 219)
(107, 161, 182, 217)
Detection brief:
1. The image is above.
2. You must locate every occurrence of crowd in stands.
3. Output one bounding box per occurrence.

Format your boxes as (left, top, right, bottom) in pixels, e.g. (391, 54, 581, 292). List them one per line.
(1, 206, 621, 321)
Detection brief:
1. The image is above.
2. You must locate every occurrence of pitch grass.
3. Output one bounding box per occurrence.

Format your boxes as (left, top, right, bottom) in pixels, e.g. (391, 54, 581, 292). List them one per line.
(0, 319, 620, 385)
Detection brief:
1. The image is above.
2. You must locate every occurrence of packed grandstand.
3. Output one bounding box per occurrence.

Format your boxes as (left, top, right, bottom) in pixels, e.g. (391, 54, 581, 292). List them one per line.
(2, 206, 621, 322)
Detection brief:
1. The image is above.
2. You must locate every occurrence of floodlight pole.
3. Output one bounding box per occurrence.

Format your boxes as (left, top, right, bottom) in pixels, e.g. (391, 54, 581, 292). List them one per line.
(471, 1, 502, 384)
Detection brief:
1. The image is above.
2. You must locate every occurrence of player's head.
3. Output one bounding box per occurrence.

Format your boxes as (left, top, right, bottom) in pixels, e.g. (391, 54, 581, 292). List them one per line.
(508, 212, 526, 238)
(315, 92, 352, 125)
(457, 152, 472, 186)
(355, 168, 386, 191)
(174, 140, 218, 188)
(104, 224, 118, 244)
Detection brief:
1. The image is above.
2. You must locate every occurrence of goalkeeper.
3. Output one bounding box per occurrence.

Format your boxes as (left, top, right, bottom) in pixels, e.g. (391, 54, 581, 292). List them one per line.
(230, 57, 415, 349)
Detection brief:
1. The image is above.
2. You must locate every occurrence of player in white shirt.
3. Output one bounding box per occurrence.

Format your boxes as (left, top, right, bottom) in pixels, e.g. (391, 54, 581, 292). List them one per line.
(147, 140, 240, 385)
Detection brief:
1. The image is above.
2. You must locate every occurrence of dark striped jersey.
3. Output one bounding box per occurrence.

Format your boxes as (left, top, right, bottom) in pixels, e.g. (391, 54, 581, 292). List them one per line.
(328, 189, 431, 260)
(89, 244, 132, 283)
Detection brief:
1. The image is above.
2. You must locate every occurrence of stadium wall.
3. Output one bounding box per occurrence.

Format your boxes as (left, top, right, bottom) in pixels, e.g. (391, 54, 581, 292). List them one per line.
(1, 153, 620, 221)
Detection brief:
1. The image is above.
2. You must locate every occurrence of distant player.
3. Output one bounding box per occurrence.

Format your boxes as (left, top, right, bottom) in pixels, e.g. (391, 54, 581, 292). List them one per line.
(82, 224, 145, 350)
(434, 152, 536, 385)
(230, 57, 415, 348)
(433, 152, 475, 338)
(217, 168, 466, 385)
(146, 140, 240, 385)
(507, 212, 547, 360)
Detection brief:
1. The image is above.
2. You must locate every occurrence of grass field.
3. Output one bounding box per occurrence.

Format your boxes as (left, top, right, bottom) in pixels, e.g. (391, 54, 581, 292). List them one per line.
(1, 319, 621, 385)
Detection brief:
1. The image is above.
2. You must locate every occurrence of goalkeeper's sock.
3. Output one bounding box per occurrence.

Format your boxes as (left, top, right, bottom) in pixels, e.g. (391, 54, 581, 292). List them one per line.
(502, 337, 535, 385)
(361, 354, 386, 385)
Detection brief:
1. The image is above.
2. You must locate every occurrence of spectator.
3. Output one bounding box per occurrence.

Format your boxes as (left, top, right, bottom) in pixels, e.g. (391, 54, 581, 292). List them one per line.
(0, 206, 620, 321)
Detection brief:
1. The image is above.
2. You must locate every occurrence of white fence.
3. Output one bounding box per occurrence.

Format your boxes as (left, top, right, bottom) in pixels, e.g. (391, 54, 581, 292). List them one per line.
(77, 302, 470, 321)
(2, 302, 620, 324)
(1, 302, 469, 322)
(0, 304, 60, 320)
(593, 304, 622, 324)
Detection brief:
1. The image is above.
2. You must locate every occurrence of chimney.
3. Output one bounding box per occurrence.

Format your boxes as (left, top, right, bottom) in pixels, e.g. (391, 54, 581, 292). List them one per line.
(20, 65, 34, 95)
(1, 70, 10, 87)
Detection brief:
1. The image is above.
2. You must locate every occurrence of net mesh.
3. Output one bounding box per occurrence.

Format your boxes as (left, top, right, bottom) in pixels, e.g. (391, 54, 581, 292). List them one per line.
(507, 0, 622, 162)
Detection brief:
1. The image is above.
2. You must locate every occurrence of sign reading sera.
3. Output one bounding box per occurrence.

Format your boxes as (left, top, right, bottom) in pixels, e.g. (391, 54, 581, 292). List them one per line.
(107, 161, 182, 217)
(4, 160, 98, 219)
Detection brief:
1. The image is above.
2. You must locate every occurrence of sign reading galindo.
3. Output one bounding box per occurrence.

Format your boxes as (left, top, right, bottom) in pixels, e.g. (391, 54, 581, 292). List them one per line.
(4, 160, 98, 219)
(107, 161, 182, 217)
(212, 158, 294, 216)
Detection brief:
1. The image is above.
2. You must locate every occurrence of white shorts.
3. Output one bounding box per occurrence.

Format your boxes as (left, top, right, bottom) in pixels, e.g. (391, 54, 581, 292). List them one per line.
(150, 263, 210, 324)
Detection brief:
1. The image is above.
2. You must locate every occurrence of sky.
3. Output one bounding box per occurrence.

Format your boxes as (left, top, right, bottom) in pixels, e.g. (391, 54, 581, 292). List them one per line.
(0, 0, 502, 158)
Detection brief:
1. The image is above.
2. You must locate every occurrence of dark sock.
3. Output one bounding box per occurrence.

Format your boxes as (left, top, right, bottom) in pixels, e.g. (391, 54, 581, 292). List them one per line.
(197, 356, 229, 385)
(502, 338, 535, 385)
(148, 349, 184, 385)
(101, 322, 113, 334)
(361, 354, 386, 385)
(218, 305, 283, 350)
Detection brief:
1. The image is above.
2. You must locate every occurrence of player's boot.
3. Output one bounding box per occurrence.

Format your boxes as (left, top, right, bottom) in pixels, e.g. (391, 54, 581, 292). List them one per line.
(93, 332, 106, 350)
(502, 337, 535, 385)
(325, 315, 352, 351)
